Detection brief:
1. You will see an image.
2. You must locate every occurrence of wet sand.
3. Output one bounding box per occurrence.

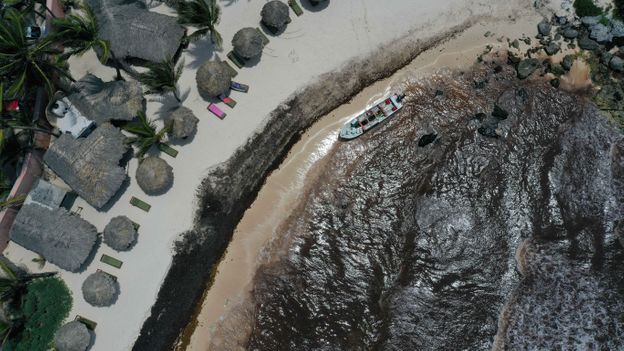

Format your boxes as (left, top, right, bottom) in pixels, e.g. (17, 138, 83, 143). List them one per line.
(182, 15, 541, 351)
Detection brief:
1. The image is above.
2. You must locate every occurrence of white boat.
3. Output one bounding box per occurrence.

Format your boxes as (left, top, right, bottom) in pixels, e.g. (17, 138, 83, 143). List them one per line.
(339, 93, 405, 140)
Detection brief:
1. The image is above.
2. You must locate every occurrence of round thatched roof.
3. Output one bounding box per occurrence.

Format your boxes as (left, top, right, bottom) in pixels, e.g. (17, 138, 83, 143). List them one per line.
(167, 106, 199, 139)
(82, 271, 118, 307)
(54, 321, 91, 351)
(103, 216, 137, 251)
(232, 27, 264, 59)
(196, 61, 232, 99)
(261, 1, 290, 32)
(136, 156, 173, 195)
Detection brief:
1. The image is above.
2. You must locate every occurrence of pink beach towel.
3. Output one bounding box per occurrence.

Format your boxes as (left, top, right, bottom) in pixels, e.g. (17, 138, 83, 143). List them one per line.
(207, 103, 227, 119)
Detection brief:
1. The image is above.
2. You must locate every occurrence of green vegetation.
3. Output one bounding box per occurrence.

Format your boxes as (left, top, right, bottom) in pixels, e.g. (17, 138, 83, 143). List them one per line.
(123, 111, 172, 158)
(51, 5, 109, 63)
(573, 0, 603, 17)
(3, 277, 72, 351)
(138, 57, 184, 102)
(177, 0, 222, 48)
(615, 0, 624, 18)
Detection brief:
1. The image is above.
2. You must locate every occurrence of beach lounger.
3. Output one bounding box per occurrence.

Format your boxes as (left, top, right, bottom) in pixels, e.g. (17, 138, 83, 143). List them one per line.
(218, 94, 237, 108)
(288, 0, 303, 16)
(96, 269, 118, 281)
(256, 27, 270, 45)
(100, 254, 123, 269)
(223, 61, 239, 77)
(131, 220, 140, 230)
(130, 196, 151, 212)
(230, 81, 249, 93)
(75, 315, 97, 330)
(208, 103, 227, 119)
(158, 143, 179, 158)
(227, 51, 244, 69)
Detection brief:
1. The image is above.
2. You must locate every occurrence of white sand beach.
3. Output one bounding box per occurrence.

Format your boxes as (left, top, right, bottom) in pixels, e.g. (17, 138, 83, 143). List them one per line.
(2, 0, 549, 350)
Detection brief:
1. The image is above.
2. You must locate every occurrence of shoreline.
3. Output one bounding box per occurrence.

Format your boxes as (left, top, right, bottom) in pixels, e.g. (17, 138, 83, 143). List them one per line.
(180, 11, 543, 351)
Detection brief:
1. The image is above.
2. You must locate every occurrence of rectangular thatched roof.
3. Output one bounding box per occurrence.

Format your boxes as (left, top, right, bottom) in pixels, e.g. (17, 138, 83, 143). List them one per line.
(43, 123, 128, 209)
(85, 0, 185, 63)
(10, 204, 98, 272)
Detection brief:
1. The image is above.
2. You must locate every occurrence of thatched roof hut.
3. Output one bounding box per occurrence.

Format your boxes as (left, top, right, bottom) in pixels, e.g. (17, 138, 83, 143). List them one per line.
(85, 0, 185, 63)
(10, 204, 98, 272)
(103, 216, 137, 251)
(232, 27, 264, 59)
(54, 321, 91, 351)
(136, 157, 173, 195)
(196, 61, 232, 99)
(67, 74, 144, 125)
(82, 271, 119, 307)
(261, 1, 290, 32)
(43, 123, 127, 209)
(167, 106, 199, 139)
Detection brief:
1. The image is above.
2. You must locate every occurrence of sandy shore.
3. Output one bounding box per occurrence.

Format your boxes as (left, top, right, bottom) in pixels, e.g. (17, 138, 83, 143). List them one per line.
(184, 10, 545, 351)
(2, 1, 550, 350)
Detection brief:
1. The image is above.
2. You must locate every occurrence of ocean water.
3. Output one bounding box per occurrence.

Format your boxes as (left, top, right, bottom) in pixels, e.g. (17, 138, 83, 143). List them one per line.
(228, 61, 624, 350)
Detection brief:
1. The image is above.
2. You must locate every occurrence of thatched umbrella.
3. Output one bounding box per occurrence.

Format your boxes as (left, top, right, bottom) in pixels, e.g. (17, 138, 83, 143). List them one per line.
(232, 27, 264, 59)
(103, 216, 137, 251)
(167, 106, 199, 139)
(54, 321, 91, 351)
(10, 204, 98, 272)
(136, 156, 173, 195)
(261, 1, 290, 32)
(82, 271, 118, 307)
(196, 61, 232, 99)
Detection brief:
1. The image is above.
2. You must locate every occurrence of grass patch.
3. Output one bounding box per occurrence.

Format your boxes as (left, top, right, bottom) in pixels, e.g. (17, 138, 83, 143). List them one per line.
(4, 277, 72, 351)
(574, 0, 603, 17)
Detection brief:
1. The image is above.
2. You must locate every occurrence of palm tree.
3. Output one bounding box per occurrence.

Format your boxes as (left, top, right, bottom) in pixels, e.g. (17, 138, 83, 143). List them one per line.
(0, 9, 73, 98)
(123, 111, 171, 158)
(50, 5, 110, 63)
(177, 0, 222, 49)
(1, 0, 57, 20)
(138, 57, 184, 102)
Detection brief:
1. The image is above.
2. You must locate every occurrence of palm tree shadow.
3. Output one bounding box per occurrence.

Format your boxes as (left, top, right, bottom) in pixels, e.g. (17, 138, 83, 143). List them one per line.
(186, 39, 218, 69)
(220, 0, 249, 6)
(301, 0, 330, 11)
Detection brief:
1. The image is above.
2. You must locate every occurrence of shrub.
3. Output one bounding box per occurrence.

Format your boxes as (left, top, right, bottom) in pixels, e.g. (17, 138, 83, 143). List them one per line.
(615, 0, 624, 18)
(4, 277, 72, 351)
(574, 0, 603, 17)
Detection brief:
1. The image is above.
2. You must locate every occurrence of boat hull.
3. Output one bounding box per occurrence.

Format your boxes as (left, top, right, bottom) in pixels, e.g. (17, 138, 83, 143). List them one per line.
(339, 94, 404, 140)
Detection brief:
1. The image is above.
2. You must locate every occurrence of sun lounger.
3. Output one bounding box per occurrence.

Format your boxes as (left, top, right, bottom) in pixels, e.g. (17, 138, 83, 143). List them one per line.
(75, 315, 97, 330)
(230, 81, 249, 93)
(96, 269, 118, 281)
(223, 61, 239, 77)
(131, 220, 140, 230)
(158, 143, 178, 158)
(208, 103, 227, 119)
(130, 196, 151, 212)
(100, 254, 123, 269)
(288, 0, 303, 16)
(218, 94, 237, 108)
(227, 51, 244, 69)
(256, 27, 270, 45)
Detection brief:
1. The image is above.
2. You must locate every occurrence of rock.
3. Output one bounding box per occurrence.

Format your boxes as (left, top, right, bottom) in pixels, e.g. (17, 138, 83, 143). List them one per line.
(522, 37, 531, 45)
(492, 105, 509, 119)
(550, 78, 560, 88)
(601, 51, 614, 65)
(589, 23, 613, 44)
(516, 58, 541, 79)
(536, 33, 544, 40)
(435, 89, 444, 97)
(563, 28, 579, 39)
(418, 133, 437, 147)
(562, 55, 574, 70)
(484, 31, 492, 37)
(612, 20, 624, 38)
(581, 16, 601, 26)
(610, 56, 624, 71)
(555, 15, 568, 25)
(554, 33, 562, 41)
(538, 21, 552, 36)
(544, 42, 560, 56)
(578, 36, 600, 50)
(511, 39, 520, 49)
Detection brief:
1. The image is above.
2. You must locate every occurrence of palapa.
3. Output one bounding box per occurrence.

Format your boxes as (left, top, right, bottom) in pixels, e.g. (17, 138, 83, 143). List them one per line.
(232, 27, 264, 59)
(261, 1, 290, 32)
(10, 204, 98, 272)
(103, 216, 138, 251)
(196, 61, 232, 99)
(54, 321, 92, 351)
(67, 74, 144, 125)
(167, 106, 199, 139)
(82, 271, 119, 307)
(43, 123, 128, 209)
(136, 157, 173, 195)
(85, 0, 185, 63)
